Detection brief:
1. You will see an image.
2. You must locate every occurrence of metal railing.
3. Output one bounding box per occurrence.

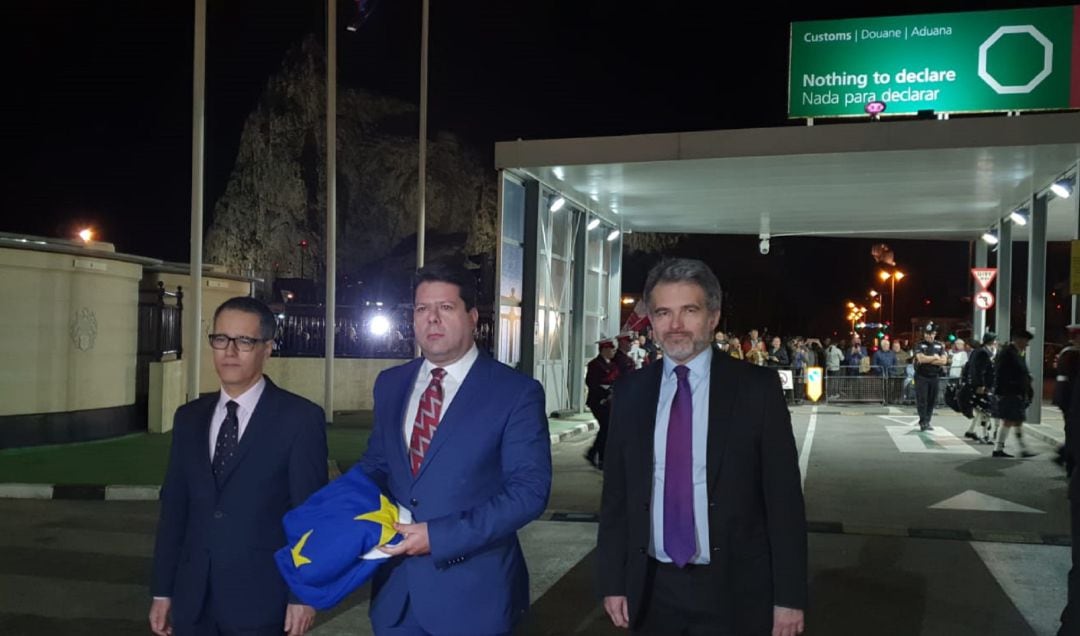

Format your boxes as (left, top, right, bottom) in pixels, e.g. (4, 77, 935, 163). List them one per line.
(138, 282, 183, 361)
(809, 365, 952, 406)
(272, 304, 495, 359)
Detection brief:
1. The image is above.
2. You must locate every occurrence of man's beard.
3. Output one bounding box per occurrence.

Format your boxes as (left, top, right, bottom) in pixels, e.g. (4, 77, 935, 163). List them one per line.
(660, 332, 708, 363)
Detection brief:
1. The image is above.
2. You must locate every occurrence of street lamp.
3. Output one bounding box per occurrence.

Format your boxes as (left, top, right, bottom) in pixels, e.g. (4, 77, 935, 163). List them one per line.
(298, 239, 309, 279)
(78, 228, 94, 243)
(879, 270, 906, 327)
(846, 302, 868, 335)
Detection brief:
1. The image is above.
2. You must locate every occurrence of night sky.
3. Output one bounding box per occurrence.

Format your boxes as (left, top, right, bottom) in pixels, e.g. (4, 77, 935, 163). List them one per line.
(3, 0, 1076, 339)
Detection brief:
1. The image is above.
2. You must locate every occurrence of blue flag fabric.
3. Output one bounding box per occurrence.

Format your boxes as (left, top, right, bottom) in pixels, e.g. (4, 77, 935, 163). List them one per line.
(274, 467, 400, 610)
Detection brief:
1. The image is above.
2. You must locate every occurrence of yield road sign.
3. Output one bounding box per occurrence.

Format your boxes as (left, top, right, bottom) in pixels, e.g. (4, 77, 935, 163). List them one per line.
(974, 290, 995, 310)
(972, 268, 997, 290)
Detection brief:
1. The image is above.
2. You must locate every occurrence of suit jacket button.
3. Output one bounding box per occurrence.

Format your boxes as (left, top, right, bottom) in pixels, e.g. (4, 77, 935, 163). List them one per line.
(708, 501, 716, 508)
(712, 547, 721, 552)
(638, 547, 647, 554)
(213, 511, 224, 519)
(410, 498, 418, 507)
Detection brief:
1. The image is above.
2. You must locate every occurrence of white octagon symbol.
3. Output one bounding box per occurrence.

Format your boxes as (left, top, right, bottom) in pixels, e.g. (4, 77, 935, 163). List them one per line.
(978, 25, 1053, 95)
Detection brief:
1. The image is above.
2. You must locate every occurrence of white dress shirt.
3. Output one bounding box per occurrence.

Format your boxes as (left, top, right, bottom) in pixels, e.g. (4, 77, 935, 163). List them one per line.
(650, 346, 712, 564)
(403, 345, 479, 445)
(209, 377, 266, 461)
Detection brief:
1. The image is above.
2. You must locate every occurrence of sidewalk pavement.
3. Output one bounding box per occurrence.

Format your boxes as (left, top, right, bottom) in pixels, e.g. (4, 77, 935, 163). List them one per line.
(0, 410, 598, 501)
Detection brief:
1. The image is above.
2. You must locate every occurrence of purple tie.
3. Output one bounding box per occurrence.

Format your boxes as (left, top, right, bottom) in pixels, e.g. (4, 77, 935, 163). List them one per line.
(664, 365, 696, 567)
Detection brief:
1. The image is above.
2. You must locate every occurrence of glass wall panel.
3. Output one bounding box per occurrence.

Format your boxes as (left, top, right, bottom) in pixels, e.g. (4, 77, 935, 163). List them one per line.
(552, 207, 570, 258)
(588, 233, 602, 270)
(546, 312, 563, 361)
(500, 243, 523, 303)
(503, 178, 525, 243)
(551, 258, 568, 308)
(498, 305, 521, 368)
(587, 271, 601, 314)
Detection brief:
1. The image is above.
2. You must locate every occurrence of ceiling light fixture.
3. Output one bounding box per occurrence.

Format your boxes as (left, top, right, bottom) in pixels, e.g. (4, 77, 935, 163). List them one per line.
(1051, 180, 1073, 199)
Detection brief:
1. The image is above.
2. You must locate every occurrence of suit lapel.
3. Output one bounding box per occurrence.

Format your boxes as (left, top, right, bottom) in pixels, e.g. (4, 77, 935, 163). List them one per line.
(638, 362, 664, 478)
(216, 378, 277, 489)
(413, 354, 490, 481)
(706, 353, 738, 494)
(196, 397, 218, 490)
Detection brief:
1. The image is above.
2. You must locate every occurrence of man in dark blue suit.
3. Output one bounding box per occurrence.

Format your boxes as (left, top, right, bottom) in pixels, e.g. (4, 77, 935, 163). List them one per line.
(357, 262, 552, 636)
(150, 297, 328, 636)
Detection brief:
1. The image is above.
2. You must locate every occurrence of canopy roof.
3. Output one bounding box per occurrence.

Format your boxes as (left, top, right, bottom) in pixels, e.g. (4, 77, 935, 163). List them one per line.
(495, 112, 1080, 241)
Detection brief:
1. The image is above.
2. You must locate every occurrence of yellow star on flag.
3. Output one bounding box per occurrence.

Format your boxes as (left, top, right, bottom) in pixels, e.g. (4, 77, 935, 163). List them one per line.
(291, 529, 314, 568)
(354, 494, 399, 546)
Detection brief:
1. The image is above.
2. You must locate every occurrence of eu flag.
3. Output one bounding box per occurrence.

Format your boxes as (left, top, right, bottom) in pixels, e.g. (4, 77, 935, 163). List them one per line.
(274, 466, 400, 609)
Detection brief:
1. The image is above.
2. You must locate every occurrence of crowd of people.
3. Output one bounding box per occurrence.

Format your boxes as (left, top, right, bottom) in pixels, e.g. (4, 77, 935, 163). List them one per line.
(585, 322, 1049, 460)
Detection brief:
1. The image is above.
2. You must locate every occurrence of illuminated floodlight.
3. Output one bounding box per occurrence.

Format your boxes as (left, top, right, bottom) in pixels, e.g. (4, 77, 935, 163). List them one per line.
(369, 315, 391, 336)
(587, 218, 601, 231)
(549, 197, 566, 213)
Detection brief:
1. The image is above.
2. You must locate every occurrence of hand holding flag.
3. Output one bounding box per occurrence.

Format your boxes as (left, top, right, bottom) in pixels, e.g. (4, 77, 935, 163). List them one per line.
(274, 467, 404, 610)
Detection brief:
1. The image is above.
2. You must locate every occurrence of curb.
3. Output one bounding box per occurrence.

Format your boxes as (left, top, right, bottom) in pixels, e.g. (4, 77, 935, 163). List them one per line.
(538, 511, 1071, 546)
(549, 420, 598, 445)
(0, 483, 161, 501)
(0, 430, 599, 500)
(1025, 424, 1064, 449)
(0, 460, 345, 501)
(806, 520, 1070, 547)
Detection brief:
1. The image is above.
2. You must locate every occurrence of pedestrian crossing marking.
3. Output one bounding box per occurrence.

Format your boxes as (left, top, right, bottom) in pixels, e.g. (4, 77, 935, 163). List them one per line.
(879, 416, 979, 454)
(930, 490, 1044, 514)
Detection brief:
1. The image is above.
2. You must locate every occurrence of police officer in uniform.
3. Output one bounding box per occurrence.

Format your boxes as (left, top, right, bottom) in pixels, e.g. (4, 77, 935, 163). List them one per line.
(585, 338, 620, 469)
(913, 322, 948, 431)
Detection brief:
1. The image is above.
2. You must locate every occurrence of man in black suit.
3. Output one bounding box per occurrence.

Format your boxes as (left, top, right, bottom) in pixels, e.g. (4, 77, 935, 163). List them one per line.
(596, 258, 807, 636)
(150, 297, 328, 636)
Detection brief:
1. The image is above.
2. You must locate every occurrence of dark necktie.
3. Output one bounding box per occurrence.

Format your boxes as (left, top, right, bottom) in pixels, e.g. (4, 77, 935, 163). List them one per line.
(212, 400, 240, 481)
(409, 368, 447, 475)
(664, 365, 696, 567)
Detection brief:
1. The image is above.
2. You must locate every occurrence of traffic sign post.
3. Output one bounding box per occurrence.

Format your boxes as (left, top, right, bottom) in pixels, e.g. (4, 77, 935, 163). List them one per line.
(975, 290, 995, 310)
(972, 268, 997, 290)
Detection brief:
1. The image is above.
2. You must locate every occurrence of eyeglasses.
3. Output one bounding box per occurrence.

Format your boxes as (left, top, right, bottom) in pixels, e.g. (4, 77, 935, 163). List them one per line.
(208, 334, 267, 352)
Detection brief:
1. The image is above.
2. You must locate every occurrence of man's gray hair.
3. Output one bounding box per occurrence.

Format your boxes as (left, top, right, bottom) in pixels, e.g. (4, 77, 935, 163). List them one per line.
(643, 258, 723, 314)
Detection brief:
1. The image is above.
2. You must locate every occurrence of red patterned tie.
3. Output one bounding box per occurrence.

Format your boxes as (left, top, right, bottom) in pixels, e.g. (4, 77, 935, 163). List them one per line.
(409, 368, 447, 475)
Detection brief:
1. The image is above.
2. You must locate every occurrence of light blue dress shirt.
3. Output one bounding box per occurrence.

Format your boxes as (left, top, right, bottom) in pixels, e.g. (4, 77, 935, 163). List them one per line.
(650, 346, 712, 564)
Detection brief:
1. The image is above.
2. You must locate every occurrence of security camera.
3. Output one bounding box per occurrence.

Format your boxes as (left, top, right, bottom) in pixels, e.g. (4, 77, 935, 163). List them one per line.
(759, 234, 770, 255)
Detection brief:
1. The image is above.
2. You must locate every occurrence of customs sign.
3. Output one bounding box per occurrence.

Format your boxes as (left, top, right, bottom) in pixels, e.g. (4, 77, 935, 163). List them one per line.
(789, 6, 1080, 117)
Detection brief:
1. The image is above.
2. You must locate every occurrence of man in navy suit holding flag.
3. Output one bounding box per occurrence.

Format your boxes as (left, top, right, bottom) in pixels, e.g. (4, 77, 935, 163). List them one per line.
(357, 261, 552, 636)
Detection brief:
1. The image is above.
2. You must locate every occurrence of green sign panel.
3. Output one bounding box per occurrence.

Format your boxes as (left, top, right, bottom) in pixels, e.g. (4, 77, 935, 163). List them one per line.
(789, 6, 1080, 118)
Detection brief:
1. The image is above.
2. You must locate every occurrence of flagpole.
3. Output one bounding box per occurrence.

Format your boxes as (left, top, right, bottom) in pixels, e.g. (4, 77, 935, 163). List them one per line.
(325, 0, 337, 423)
(188, 0, 206, 403)
(417, 0, 429, 270)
